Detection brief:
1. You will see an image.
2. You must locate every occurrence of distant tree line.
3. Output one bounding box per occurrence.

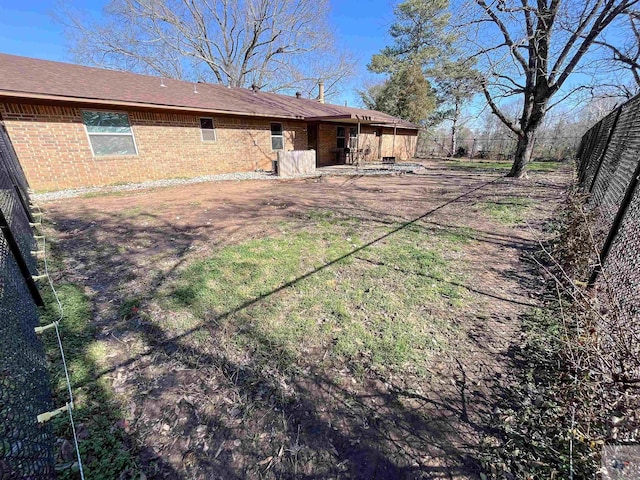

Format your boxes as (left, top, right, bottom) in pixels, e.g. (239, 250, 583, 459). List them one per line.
(363, 0, 640, 177)
(417, 94, 619, 161)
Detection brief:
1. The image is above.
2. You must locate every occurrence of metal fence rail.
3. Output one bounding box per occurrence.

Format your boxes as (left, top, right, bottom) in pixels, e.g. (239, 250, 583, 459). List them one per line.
(0, 122, 55, 478)
(417, 135, 518, 159)
(418, 133, 580, 161)
(575, 94, 640, 329)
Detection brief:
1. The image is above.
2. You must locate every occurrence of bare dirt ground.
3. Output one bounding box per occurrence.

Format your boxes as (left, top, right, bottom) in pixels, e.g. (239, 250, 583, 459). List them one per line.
(42, 160, 572, 479)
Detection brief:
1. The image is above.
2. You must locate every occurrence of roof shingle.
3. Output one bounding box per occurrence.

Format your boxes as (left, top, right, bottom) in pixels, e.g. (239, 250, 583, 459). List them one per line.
(0, 53, 418, 129)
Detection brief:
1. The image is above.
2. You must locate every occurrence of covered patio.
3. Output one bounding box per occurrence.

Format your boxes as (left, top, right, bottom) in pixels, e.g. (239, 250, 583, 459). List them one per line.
(305, 113, 419, 167)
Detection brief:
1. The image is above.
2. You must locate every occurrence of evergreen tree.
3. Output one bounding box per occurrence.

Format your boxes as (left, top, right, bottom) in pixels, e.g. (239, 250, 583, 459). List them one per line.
(360, 64, 437, 124)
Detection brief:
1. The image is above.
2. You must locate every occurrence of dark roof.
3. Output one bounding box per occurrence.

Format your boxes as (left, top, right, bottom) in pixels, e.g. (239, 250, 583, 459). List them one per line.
(0, 53, 418, 129)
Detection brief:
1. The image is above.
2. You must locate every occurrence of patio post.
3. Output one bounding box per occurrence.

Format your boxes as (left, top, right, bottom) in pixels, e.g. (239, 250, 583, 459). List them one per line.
(392, 121, 397, 158)
(356, 118, 361, 165)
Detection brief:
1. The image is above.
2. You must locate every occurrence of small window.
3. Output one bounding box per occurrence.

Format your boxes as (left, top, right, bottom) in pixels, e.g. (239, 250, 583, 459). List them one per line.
(200, 117, 216, 142)
(349, 127, 357, 148)
(337, 126, 345, 149)
(271, 123, 284, 150)
(82, 111, 137, 156)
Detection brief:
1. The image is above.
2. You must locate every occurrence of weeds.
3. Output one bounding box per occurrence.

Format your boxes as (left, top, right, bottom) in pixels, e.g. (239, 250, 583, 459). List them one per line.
(478, 187, 637, 478)
(478, 305, 602, 478)
(40, 284, 138, 479)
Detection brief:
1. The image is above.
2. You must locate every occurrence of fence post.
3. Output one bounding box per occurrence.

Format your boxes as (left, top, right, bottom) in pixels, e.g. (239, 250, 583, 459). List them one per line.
(588, 158, 640, 286)
(588, 107, 623, 194)
(0, 207, 44, 306)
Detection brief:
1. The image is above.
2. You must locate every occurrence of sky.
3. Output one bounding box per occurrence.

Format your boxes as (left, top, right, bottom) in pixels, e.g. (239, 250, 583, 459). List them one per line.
(328, 0, 397, 104)
(0, 0, 629, 128)
(0, 0, 396, 107)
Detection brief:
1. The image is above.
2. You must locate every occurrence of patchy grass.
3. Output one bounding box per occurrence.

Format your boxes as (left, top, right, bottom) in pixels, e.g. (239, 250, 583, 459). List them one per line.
(37, 167, 575, 478)
(445, 160, 566, 172)
(40, 284, 138, 479)
(481, 197, 533, 224)
(160, 213, 469, 378)
(449, 160, 512, 170)
(429, 225, 477, 246)
(528, 161, 567, 171)
(81, 190, 132, 199)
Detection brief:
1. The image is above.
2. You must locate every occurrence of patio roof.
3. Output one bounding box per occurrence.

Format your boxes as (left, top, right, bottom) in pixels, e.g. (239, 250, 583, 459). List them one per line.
(304, 114, 414, 128)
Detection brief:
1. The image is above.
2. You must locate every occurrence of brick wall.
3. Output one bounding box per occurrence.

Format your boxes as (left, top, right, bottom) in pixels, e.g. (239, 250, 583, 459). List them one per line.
(317, 123, 339, 167)
(0, 103, 307, 191)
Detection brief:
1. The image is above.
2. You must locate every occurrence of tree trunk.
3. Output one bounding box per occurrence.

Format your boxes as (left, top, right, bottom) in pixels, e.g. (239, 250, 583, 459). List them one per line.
(450, 102, 460, 156)
(508, 129, 536, 178)
(450, 119, 457, 157)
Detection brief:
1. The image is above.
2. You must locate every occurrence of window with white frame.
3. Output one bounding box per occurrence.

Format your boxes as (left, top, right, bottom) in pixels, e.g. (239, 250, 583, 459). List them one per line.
(200, 117, 216, 142)
(82, 111, 137, 156)
(271, 123, 284, 150)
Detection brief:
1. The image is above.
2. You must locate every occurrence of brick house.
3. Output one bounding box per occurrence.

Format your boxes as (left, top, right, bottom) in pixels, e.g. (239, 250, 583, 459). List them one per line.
(0, 53, 419, 191)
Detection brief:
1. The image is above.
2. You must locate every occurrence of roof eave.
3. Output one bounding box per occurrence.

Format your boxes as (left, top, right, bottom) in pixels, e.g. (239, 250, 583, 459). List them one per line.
(0, 90, 307, 121)
(370, 122, 420, 130)
(305, 114, 413, 126)
(0, 89, 420, 129)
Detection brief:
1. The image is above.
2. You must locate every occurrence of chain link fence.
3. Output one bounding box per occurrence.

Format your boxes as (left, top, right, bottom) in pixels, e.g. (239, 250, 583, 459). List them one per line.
(0, 122, 55, 478)
(418, 132, 580, 161)
(416, 134, 516, 159)
(576, 93, 640, 343)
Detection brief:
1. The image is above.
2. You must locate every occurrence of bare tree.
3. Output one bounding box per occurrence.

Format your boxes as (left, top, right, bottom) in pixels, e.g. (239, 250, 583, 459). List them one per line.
(593, 10, 640, 98)
(460, 0, 639, 177)
(62, 0, 354, 97)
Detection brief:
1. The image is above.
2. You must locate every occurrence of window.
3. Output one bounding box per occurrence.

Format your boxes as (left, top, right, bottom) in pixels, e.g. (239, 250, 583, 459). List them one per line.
(349, 127, 357, 148)
(82, 111, 137, 156)
(271, 123, 284, 150)
(200, 117, 216, 142)
(336, 126, 345, 149)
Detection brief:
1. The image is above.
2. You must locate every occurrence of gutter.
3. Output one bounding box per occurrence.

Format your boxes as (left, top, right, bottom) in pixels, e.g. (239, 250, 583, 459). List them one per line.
(0, 90, 307, 121)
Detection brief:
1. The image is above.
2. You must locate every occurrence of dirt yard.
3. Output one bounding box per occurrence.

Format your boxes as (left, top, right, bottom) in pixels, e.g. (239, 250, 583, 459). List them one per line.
(41, 160, 571, 479)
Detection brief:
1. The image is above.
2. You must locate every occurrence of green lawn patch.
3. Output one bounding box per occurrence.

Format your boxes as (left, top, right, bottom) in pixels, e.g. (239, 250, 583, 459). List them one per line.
(446, 160, 566, 172)
(161, 213, 470, 377)
(481, 197, 533, 224)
